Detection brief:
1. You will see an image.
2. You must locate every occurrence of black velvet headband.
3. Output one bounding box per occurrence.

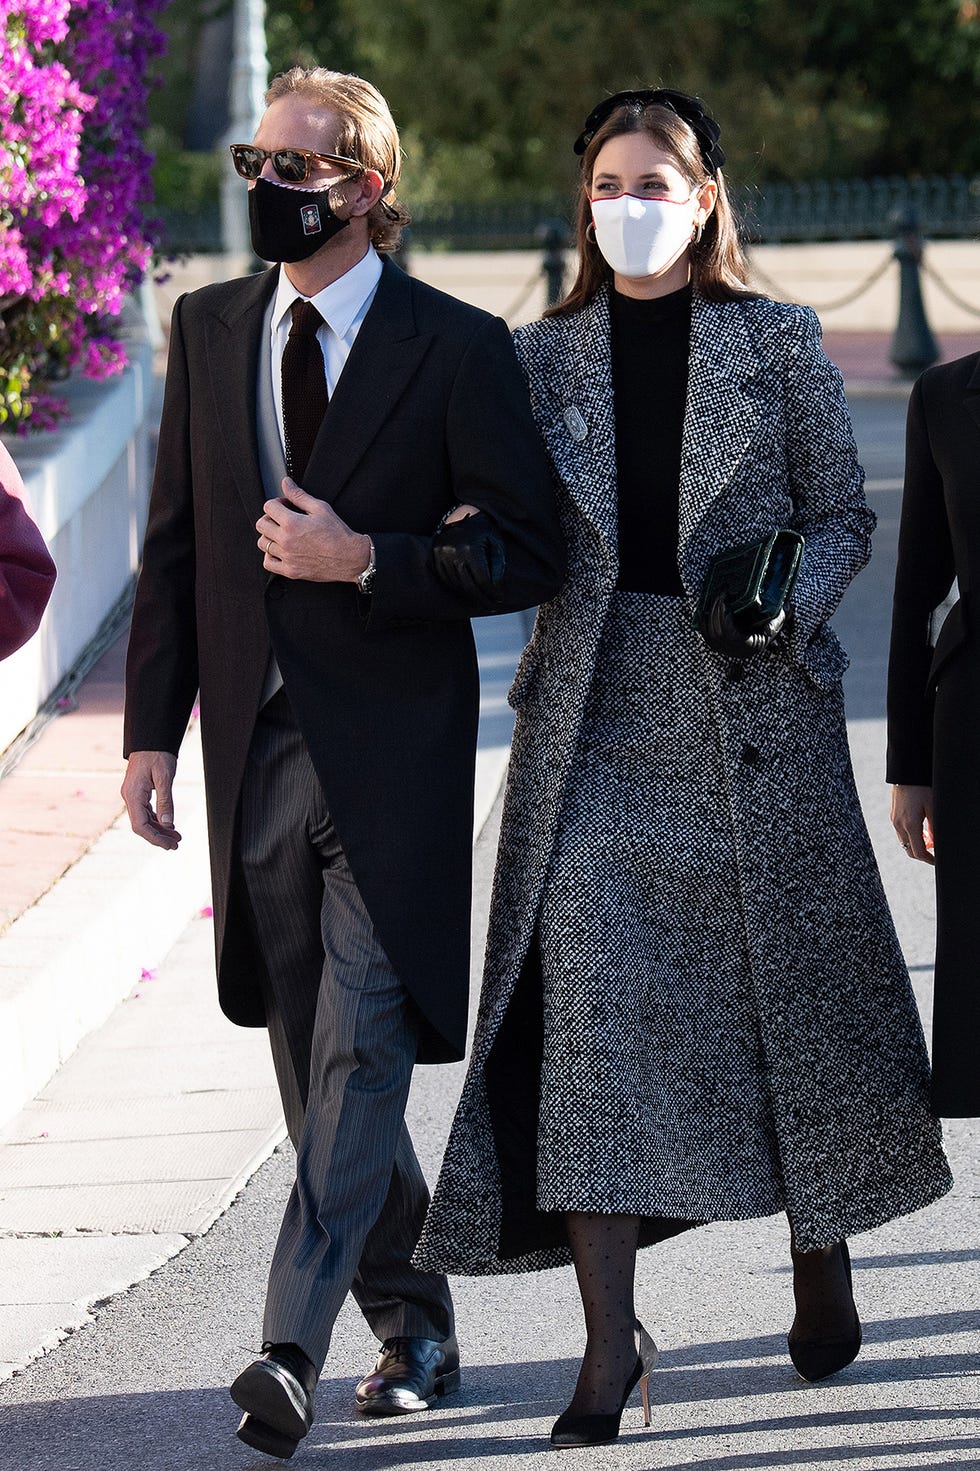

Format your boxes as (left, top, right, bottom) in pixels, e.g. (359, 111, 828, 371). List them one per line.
(574, 88, 726, 175)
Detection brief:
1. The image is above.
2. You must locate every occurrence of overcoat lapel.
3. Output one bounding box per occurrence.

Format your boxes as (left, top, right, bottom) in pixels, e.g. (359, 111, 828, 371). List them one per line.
(965, 352, 980, 433)
(301, 259, 433, 504)
(206, 268, 278, 521)
(678, 294, 767, 557)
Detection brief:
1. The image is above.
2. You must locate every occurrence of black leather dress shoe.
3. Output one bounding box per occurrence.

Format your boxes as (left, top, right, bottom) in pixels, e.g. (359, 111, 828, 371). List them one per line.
(354, 1335, 461, 1415)
(231, 1342, 317, 1453)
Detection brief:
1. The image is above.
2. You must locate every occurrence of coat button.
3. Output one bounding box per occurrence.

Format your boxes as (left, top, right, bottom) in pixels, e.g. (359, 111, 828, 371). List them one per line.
(741, 742, 762, 767)
(727, 662, 746, 682)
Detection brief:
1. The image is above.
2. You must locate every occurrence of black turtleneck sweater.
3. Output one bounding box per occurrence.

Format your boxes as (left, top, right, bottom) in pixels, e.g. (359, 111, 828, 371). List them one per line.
(610, 283, 691, 595)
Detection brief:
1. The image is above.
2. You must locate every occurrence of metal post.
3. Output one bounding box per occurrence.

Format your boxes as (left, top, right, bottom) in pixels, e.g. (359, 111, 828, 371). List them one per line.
(220, 0, 268, 260)
(889, 210, 939, 378)
(538, 219, 568, 307)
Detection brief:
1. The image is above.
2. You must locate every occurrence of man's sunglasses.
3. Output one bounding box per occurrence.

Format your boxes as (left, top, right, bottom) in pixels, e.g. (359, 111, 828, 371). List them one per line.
(229, 144, 364, 184)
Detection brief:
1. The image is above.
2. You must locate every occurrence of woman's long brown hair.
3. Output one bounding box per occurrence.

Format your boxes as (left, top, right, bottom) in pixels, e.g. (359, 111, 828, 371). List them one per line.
(549, 101, 757, 316)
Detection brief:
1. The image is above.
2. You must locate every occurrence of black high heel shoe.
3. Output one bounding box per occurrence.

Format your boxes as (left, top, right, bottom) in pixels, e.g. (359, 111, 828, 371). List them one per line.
(788, 1239, 862, 1382)
(550, 1321, 658, 1449)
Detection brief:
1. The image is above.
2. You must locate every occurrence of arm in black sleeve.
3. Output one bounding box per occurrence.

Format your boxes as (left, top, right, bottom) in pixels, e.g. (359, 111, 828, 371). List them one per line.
(123, 293, 200, 756)
(366, 314, 565, 625)
(885, 374, 956, 784)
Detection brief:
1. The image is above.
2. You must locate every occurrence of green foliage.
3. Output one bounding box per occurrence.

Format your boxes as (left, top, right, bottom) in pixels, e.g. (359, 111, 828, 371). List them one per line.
(264, 0, 355, 76)
(151, 146, 224, 215)
(154, 0, 980, 204)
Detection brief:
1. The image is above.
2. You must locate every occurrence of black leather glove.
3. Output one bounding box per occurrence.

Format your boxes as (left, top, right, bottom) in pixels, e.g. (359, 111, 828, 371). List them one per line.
(431, 510, 506, 610)
(703, 592, 786, 658)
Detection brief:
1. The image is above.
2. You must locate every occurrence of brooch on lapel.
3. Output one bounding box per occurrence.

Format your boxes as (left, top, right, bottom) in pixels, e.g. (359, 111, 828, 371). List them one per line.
(563, 405, 588, 442)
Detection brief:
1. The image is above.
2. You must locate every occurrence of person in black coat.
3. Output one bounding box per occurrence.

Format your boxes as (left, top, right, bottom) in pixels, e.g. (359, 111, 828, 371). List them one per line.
(888, 348, 980, 1120)
(121, 66, 563, 1460)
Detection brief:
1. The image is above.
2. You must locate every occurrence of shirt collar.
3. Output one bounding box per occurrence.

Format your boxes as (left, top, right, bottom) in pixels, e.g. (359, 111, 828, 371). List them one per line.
(272, 245, 383, 340)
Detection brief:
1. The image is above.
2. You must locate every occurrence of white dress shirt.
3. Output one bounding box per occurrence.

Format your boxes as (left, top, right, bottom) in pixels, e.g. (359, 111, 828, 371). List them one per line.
(269, 244, 384, 459)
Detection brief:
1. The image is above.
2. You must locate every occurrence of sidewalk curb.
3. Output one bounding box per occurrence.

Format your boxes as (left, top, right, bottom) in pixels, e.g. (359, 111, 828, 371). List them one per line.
(845, 380, 914, 399)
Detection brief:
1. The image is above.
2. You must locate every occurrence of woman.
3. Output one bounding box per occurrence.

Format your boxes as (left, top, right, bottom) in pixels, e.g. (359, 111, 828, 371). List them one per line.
(888, 349, 980, 1119)
(418, 90, 951, 1447)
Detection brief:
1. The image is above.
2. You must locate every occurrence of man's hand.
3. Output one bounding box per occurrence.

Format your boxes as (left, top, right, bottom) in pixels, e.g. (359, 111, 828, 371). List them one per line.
(122, 751, 181, 850)
(256, 479, 372, 582)
(890, 783, 935, 865)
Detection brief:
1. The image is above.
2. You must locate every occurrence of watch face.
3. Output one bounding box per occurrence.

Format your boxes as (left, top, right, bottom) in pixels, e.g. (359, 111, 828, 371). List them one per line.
(358, 566, 376, 594)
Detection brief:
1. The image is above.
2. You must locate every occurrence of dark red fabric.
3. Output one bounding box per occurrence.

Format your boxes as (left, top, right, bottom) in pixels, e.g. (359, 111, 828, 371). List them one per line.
(0, 442, 57, 660)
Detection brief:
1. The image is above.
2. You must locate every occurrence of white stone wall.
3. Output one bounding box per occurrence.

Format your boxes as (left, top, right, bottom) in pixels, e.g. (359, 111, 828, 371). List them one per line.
(0, 311, 154, 755)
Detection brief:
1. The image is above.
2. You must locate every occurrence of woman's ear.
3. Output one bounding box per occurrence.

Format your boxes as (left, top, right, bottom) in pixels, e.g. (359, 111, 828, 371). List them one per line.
(698, 178, 718, 222)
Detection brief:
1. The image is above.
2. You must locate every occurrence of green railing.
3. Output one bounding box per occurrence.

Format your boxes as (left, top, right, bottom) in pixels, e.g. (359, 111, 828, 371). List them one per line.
(157, 174, 980, 255)
(737, 174, 980, 243)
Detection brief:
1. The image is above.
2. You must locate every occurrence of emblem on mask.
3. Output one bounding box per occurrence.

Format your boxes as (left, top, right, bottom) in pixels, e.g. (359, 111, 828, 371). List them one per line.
(300, 203, 322, 236)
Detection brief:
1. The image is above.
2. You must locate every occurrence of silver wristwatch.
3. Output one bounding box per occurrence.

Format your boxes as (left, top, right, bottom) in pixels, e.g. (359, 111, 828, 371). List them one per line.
(356, 539, 376, 595)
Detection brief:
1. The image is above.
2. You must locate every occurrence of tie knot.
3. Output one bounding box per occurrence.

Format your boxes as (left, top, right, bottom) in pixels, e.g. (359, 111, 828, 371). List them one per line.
(289, 300, 323, 337)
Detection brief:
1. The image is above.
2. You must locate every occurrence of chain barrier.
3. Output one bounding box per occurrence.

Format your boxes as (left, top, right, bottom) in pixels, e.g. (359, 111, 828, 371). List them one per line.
(921, 260, 980, 320)
(747, 252, 895, 313)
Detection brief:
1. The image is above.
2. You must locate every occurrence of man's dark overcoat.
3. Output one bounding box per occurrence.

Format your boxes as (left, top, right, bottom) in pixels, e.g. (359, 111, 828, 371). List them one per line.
(887, 350, 980, 1116)
(124, 258, 564, 1063)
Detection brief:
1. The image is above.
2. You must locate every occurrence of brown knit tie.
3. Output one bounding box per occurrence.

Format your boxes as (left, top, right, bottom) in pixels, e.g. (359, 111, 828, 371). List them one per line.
(281, 299, 328, 483)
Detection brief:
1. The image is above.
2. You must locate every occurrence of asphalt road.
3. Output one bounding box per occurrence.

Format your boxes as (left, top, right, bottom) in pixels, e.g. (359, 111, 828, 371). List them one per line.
(1, 390, 977, 1471)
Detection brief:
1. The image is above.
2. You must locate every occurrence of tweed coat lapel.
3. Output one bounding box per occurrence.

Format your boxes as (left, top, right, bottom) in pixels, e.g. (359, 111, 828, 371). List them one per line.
(553, 290, 770, 592)
(204, 267, 278, 522)
(965, 351, 980, 433)
(549, 290, 618, 566)
(678, 294, 768, 569)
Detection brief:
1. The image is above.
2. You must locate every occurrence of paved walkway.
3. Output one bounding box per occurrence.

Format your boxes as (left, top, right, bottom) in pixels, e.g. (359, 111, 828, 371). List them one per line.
(0, 609, 526, 1381)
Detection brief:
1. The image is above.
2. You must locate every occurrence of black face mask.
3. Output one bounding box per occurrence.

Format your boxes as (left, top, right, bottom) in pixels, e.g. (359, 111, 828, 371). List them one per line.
(248, 175, 350, 263)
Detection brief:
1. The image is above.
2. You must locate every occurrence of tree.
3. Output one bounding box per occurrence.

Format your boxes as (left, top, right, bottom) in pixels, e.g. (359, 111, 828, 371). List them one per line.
(151, 0, 980, 208)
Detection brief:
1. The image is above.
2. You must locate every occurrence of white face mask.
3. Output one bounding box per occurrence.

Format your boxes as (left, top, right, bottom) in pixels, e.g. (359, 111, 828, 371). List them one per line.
(590, 191, 698, 279)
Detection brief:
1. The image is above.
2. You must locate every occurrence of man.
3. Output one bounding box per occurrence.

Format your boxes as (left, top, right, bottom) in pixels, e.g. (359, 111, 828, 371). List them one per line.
(122, 67, 563, 1460)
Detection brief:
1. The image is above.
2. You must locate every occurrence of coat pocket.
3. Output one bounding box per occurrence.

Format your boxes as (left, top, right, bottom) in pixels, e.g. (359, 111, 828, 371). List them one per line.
(798, 623, 850, 691)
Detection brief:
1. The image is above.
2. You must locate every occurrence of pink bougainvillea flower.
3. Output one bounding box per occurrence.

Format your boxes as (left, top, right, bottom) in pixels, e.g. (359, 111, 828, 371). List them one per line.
(0, 0, 167, 429)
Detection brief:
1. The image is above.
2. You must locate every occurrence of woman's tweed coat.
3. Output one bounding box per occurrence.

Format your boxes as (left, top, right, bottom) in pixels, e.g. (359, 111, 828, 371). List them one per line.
(416, 288, 952, 1273)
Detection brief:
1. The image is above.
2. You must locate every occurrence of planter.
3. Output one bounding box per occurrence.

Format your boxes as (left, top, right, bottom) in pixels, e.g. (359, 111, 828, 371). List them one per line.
(0, 303, 155, 756)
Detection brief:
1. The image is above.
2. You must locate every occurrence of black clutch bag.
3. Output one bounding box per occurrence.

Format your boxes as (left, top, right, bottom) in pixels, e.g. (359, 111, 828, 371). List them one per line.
(697, 529, 804, 633)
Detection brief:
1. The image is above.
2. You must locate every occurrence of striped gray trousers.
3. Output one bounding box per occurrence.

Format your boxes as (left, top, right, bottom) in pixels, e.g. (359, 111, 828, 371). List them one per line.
(237, 688, 454, 1371)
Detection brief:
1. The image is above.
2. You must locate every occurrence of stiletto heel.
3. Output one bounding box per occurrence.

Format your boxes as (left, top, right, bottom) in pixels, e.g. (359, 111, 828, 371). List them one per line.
(788, 1239, 862, 1382)
(550, 1319, 658, 1449)
(638, 1370, 651, 1427)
